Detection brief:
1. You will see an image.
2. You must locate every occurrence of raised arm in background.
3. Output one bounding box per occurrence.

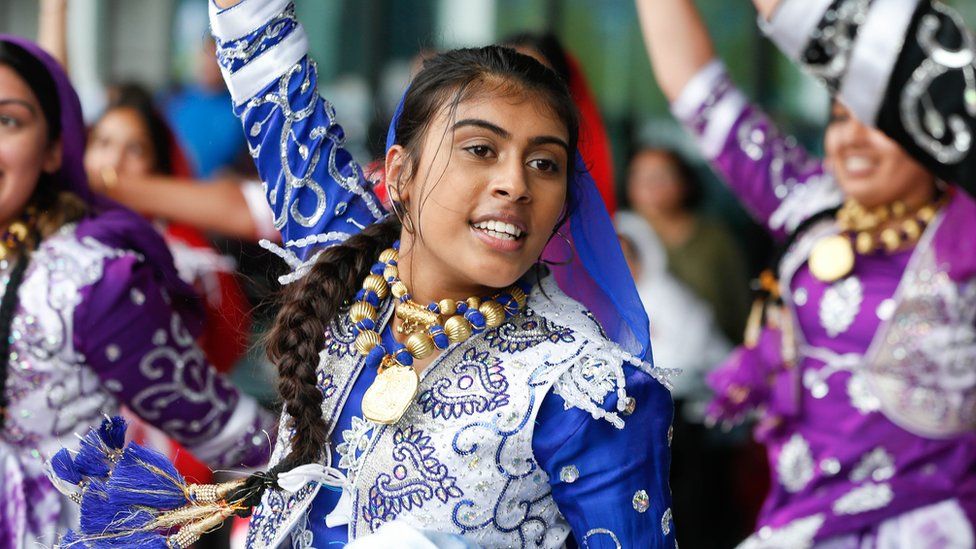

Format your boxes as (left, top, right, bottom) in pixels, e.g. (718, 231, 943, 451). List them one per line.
(756, 0, 976, 195)
(637, 0, 839, 239)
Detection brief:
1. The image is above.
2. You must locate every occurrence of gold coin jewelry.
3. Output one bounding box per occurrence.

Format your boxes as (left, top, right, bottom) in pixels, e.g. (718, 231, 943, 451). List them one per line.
(351, 241, 529, 424)
(0, 208, 37, 261)
(808, 195, 947, 283)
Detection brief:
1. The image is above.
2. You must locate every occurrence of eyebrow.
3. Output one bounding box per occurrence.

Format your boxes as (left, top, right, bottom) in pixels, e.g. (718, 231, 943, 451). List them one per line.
(0, 98, 37, 114)
(452, 118, 570, 153)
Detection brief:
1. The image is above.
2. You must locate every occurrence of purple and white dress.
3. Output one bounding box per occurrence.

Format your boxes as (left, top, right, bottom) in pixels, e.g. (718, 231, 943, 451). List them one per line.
(0, 36, 276, 549)
(674, 60, 976, 548)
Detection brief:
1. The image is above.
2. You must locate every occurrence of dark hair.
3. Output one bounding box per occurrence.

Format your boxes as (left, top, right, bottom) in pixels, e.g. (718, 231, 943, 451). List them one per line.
(264, 45, 581, 473)
(0, 41, 61, 143)
(503, 32, 571, 84)
(628, 147, 704, 212)
(96, 82, 173, 174)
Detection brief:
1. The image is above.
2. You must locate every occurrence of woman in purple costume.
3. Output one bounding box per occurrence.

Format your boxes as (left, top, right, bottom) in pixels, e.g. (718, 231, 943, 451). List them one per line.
(639, 0, 975, 547)
(0, 36, 275, 549)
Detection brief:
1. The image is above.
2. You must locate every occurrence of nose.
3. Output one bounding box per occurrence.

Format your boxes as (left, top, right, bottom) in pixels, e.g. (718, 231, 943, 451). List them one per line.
(490, 157, 531, 204)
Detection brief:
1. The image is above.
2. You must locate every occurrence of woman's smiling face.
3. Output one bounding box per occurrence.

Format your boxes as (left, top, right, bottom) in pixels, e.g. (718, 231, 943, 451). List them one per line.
(387, 87, 570, 298)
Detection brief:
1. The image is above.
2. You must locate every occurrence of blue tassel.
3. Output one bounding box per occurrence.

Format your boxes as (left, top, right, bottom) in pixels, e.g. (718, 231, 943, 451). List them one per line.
(73, 432, 111, 478)
(51, 448, 82, 485)
(58, 530, 88, 548)
(96, 417, 127, 451)
(107, 444, 188, 510)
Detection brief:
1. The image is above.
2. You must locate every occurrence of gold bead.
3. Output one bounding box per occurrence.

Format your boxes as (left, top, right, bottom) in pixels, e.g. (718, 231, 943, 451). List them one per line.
(383, 264, 399, 282)
(391, 281, 409, 299)
(891, 201, 907, 217)
(466, 297, 481, 310)
(7, 222, 28, 243)
(508, 286, 527, 309)
(880, 227, 901, 252)
(855, 232, 874, 255)
(378, 248, 398, 263)
(438, 299, 456, 316)
(444, 315, 472, 344)
(355, 330, 382, 356)
(479, 301, 506, 328)
(363, 274, 389, 300)
(902, 219, 921, 240)
(349, 301, 377, 323)
(405, 332, 435, 359)
(917, 205, 936, 223)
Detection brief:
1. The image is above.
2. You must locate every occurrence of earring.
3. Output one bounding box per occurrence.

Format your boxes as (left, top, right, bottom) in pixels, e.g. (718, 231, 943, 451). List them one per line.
(390, 200, 415, 234)
(540, 230, 575, 266)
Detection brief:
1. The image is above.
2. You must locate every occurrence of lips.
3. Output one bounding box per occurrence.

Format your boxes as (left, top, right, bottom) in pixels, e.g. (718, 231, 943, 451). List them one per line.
(469, 213, 529, 252)
(842, 154, 878, 177)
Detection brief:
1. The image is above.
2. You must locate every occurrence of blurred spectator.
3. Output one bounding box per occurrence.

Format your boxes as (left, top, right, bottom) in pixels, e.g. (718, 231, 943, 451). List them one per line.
(626, 146, 751, 343)
(162, 37, 245, 179)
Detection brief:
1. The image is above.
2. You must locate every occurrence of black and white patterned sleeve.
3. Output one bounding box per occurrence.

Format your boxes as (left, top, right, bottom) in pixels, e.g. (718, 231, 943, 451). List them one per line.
(763, 0, 976, 195)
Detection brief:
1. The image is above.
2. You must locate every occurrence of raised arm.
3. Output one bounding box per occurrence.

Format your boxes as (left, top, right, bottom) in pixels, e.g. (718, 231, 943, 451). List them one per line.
(638, 0, 840, 239)
(757, 0, 976, 196)
(209, 0, 385, 260)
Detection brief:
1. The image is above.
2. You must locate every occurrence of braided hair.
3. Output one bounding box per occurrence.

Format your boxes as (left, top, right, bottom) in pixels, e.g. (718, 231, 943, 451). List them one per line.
(250, 45, 580, 501)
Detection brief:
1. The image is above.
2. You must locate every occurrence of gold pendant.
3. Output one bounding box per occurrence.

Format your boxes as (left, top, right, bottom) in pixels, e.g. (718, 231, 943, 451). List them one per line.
(808, 234, 855, 283)
(361, 362, 419, 425)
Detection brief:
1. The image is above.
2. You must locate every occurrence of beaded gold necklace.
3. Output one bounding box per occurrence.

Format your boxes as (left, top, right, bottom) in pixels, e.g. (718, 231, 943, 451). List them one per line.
(808, 194, 947, 283)
(350, 242, 528, 424)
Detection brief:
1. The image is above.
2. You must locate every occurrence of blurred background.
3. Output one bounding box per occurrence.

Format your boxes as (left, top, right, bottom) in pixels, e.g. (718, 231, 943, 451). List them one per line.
(3, 1, 974, 547)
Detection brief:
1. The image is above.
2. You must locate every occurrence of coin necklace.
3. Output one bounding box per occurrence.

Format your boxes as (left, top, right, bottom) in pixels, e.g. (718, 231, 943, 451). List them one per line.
(808, 195, 945, 283)
(350, 241, 529, 424)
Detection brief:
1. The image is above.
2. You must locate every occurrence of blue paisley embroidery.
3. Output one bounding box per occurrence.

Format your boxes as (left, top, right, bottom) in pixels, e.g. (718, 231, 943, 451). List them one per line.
(484, 308, 576, 354)
(417, 348, 509, 419)
(316, 367, 336, 399)
(323, 316, 357, 359)
(363, 426, 464, 528)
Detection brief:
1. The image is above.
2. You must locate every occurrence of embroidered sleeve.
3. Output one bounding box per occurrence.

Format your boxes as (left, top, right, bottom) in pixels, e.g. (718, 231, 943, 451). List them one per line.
(535, 366, 676, 548)
(74, 254, 274, 469)
(671, 60, 840, 238)
(764, 0, 976, 197)
(209, 0, 386, 262)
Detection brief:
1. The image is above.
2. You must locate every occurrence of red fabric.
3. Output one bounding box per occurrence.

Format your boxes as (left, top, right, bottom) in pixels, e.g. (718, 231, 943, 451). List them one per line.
(565, 53, 617, 215)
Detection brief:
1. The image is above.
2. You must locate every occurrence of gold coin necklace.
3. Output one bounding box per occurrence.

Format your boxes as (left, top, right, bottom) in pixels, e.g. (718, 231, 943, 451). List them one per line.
(351, 241, 528, 424)
(808, 195, 945, 283)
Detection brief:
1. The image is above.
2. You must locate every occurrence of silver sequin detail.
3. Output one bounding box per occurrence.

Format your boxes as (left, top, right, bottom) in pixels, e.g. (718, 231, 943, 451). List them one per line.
(850, 447, 896, 483)
(559, 465, 579, 484)
(875, 298, 896, 321)
(105, 344, 120, 362)
(632, 490, 650, 513)
(820, 458, 841, 476)
(793, 287, 808, 306)
(621, 396, 636, 416)
(832, 483, 894, 515)
(661, 507, 673, 535)
(847, 373, 882, 413)
(130, 288, 146, 305)
(819, 277, 863, 337)
(777, 433, 815, 493)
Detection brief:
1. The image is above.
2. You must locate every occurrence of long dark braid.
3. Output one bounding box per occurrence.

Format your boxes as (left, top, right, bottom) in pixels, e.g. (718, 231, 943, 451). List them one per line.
(267, 217, 401, 468)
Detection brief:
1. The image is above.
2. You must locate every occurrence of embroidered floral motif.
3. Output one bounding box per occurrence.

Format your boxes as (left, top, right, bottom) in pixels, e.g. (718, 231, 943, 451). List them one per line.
(846, 373, 881, 414)
(336, 416, 376, 474)
(417, 348, 509, 420)
(777, 433, 815, 493)
(323, 315, 358, 359)
(832, 483, 894, 515)
(363, 426, 463, 528)
(819, 277, 863, 337)
(484, 308, 575, 354)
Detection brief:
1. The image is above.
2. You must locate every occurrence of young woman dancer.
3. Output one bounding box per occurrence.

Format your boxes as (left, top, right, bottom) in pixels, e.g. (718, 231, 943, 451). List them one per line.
(639, 0, 976, 546)
(49, 1, 678, 547)
(0, 35, 274, 548)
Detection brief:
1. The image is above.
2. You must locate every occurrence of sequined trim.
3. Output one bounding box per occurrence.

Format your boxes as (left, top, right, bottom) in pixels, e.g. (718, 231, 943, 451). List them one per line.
(849, 447, 895, 483)
(739, 514, 825, 549)
(583, 528, 622, 549)
(819, 276, 863, 337)
(832, 482, 894, 515)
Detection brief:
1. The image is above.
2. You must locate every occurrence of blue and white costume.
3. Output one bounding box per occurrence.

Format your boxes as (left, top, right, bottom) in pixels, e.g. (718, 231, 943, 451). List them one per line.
(210, 1, 677, 547)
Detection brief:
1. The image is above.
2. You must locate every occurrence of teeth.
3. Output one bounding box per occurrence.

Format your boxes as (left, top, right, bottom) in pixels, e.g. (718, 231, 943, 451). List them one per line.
(473, 220, 523, 239)
(844, 156, 875, 172)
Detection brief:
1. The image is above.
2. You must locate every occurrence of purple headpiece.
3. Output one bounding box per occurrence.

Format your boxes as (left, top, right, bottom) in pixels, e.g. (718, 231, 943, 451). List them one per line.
(0, 35, 204, 331)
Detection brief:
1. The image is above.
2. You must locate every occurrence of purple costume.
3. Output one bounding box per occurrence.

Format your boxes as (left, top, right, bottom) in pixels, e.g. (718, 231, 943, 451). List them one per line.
(674, 60, 976, 547)
(0, 37, 275, 549)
